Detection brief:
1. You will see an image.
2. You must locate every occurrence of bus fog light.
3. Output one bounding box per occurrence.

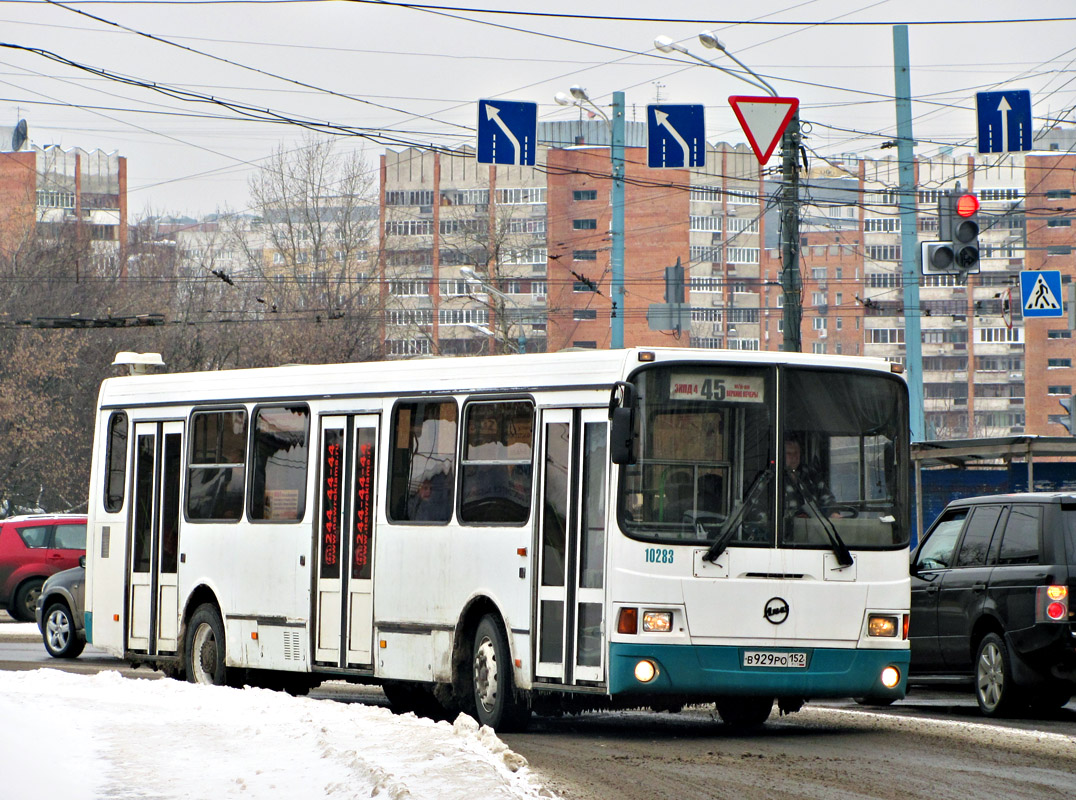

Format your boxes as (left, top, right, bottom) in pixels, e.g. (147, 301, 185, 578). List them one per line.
(634, 660, 658, 683)
(867, 615, 898, 637)
(642, 611, 672, 632)
(881, 666, 900, 689)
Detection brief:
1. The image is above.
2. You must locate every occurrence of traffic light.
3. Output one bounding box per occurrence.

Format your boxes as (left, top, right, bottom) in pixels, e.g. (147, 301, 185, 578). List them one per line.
(951, 192, 980, 275)
(664, 258, 685, 304)
(1059, 397, 1076, 435)
(921, 241, 954, 272)
(922, 194, 955, 273)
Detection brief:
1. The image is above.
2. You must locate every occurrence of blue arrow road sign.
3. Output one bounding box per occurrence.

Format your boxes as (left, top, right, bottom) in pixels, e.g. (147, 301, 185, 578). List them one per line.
(977, 90, 1032, 154)
(647, 104, 705, 168)
(1020, 270, 1064, 318)
(477, 100, 537, 166)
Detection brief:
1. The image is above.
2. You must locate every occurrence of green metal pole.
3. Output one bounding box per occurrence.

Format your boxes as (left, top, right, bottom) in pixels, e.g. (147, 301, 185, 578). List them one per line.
(894, 25, 925, 441)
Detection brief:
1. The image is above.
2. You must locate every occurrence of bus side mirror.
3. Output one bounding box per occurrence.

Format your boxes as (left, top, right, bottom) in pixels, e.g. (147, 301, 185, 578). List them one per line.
(609, 381, 637, 465)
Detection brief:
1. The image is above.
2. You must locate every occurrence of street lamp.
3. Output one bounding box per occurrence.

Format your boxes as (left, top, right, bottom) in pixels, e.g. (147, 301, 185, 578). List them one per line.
(460, 266, 526, 353)
(653, 35, 774, 97)
(653, 32, 802, 352)
(553, 86, 626, 349)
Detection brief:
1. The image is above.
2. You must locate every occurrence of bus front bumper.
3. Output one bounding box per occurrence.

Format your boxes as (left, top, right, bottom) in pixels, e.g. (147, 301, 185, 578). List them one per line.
(609, 642, 909, 700)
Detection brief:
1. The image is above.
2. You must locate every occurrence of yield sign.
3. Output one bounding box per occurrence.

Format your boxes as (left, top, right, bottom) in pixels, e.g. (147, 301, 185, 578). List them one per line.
(729, 95, 798, 165)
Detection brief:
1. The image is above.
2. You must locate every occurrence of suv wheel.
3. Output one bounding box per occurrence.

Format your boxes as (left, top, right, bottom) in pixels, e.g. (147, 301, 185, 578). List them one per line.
(43, 601, 85, 659)
(975, 632, 1023, 717)
(12, 578, 44, 622)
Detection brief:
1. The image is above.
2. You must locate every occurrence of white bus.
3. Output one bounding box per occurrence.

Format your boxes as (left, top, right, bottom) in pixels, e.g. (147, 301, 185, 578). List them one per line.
(84, 347, 911, 730)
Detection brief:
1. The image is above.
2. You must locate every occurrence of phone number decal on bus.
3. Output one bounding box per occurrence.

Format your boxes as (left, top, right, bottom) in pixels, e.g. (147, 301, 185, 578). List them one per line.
(742, 650, 808, 668)
(669, 373, 764, 403)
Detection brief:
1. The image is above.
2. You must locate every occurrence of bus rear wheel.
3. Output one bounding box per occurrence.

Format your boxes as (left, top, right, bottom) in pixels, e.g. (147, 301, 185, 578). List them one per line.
(715, 696, 774, 729)
(186, 604, 228, 686)
(471, 615, 529, 731)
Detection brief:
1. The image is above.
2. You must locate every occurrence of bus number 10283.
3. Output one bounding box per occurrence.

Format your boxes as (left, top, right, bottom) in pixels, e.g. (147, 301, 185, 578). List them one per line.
(645, 547, 674, 564)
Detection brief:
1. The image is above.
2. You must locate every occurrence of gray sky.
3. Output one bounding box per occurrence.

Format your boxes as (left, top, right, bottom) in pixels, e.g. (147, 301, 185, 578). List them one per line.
(1, 0, 1073, 217)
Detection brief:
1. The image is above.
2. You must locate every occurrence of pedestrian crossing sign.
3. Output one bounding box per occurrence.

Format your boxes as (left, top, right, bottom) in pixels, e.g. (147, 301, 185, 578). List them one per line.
(1019, 270, 1064, 318)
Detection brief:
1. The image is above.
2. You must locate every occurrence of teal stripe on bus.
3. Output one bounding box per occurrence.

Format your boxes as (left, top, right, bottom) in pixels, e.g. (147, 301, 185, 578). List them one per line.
(609, 642, 909, 699)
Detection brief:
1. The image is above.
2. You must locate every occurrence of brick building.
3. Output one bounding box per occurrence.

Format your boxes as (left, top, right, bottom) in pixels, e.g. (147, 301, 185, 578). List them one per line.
(0, 142, 127, 270)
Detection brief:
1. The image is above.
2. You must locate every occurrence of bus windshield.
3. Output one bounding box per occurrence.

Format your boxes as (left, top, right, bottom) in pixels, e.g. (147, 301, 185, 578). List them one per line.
(619, 364, 908, 551)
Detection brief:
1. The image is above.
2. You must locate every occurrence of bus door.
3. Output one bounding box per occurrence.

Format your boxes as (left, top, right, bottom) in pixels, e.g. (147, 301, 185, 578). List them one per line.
(535, 408, 609, 684)
(127, 420, 183, 655)
(314, 414, 378, 669)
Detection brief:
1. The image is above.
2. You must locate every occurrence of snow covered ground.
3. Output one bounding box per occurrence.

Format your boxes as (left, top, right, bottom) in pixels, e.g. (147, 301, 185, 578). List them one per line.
(0, 622, 555, 799)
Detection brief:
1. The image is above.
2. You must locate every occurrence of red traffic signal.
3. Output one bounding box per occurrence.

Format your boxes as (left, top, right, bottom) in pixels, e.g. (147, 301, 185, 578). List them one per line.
(955, 193, 979, 218)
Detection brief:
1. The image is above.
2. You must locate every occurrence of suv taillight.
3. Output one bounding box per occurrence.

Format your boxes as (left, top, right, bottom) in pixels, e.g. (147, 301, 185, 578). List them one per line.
(1036, 585, 1069, 623)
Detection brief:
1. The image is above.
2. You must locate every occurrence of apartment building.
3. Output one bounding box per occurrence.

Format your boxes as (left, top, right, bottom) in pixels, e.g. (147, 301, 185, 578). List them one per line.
(378, 122, 1076, 440)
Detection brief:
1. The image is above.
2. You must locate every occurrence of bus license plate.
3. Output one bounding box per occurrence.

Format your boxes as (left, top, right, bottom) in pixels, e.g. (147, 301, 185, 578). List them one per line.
(742, 650, 807, 668)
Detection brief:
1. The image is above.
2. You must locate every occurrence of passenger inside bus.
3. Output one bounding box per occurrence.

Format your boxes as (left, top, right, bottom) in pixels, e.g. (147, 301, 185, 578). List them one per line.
(407, 473, 452, 522)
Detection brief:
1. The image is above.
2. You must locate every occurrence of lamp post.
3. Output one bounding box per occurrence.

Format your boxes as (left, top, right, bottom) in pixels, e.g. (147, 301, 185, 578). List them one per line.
(555, 86, 626, 349)
(654, 33, 802, 352)
(460, 266, 526, 353)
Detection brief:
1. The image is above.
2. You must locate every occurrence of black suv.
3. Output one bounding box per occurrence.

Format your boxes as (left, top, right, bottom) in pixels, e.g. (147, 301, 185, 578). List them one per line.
(910, 493, 1075, 716)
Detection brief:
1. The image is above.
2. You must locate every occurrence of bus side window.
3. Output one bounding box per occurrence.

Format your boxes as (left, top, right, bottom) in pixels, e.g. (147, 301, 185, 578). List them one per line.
(388, 400, 457, 524)
(459, 400, 534, 525)
(103, 411, 128, 513)
(188, 409, 247, 521)
(249, 405, 310, 522)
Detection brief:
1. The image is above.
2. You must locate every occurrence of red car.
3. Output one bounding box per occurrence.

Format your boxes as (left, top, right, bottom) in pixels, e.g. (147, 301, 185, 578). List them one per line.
(0, 514, 87, 622)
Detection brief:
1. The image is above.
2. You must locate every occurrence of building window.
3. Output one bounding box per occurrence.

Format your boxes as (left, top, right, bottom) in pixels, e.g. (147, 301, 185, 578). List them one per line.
(1048, 358, 1073, 368)
(1047, 219, 1072, 227)
(1048, 385, 1072, 395)
(496, 187, 546, 205)
(727, 247, 759, 264)
(573, 250, 597, 261)
(1048, 329, 1072, 339)
(572, 340, 597, 349)
(690, 215, 722, 232)
(1047, 189, 1072, 199)
(1047, 246, 1072, 256)
(573, 190, 598, 202)
(573, 309, 597, 320)
(573, 219, 597, 230)
(573, 280, 598, 293)
(813, 317, 827, 331)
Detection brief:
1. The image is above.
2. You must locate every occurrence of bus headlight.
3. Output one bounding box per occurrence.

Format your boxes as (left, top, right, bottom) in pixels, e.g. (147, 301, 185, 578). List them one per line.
(881, 666, 901, 689)
(634, 660, 658, 682)
(867, 615, 899, 637)
(642, 611, 673, 632)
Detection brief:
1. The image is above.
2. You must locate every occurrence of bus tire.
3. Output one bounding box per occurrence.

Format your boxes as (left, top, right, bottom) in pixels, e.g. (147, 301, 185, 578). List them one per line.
(715, 696, 774, 729)
(186, 604, 228, 687)
(471, 615, 530, 731)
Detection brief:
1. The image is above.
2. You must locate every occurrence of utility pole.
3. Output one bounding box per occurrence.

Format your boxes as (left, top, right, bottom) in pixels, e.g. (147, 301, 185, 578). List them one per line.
(610, 91, 626, 349)
(893, 24, 925, 442)
(780, 112, 802, 352)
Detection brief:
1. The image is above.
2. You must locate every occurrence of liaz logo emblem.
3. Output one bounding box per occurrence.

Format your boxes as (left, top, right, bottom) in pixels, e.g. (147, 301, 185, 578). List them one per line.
(763, 597, 789, 625)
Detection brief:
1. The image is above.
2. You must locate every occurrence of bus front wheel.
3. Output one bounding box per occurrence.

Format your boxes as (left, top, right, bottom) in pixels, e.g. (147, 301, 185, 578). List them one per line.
(471, 615, 530, 731)
(186, 604, 228, 686)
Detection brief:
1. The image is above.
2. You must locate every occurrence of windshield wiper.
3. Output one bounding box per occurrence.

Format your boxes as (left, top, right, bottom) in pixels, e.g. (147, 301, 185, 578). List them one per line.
(786, 472, 854, 567)
(702, 467, 771, 563)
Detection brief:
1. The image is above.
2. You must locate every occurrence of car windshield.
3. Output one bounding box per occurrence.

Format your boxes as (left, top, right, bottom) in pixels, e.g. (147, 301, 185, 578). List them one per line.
(619, 364, 909, 551)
